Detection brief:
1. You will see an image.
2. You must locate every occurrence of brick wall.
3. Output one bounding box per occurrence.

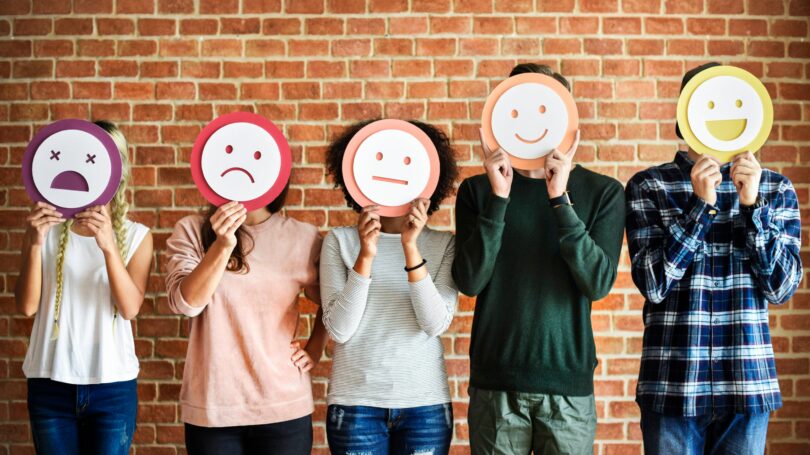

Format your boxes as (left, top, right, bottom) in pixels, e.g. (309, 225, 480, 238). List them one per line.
(1, 0, 808, 453)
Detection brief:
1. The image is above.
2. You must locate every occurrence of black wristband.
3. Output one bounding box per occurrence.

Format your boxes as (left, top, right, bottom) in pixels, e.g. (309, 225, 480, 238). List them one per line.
(549, 192, 572, 208)
(404, 258, 427, 272)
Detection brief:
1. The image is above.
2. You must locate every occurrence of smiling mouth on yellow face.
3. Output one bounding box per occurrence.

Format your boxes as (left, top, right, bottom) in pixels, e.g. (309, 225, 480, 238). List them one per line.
(705, 118, 747, 141)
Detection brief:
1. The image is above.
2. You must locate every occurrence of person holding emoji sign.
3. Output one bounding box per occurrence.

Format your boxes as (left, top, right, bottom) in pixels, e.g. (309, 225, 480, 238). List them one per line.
(453, 63, 626, 454)
(164, 113, 327, 454)
(319, 119, 459, 454)
(625, 63, 803, 454)
(16, 120, 153, 455)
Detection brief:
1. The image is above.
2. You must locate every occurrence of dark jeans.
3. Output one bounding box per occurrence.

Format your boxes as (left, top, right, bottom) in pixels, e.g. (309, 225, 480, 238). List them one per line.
(641, 408, 769, 455)
(184, 415, 313, 455)
(326, 403, 453, 455)
(27, 377, 137, 455)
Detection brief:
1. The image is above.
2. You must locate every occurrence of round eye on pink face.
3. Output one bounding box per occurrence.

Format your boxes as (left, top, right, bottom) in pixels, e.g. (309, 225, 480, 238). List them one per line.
(191, 112, 291, 211)
(342, 119, 441, 217)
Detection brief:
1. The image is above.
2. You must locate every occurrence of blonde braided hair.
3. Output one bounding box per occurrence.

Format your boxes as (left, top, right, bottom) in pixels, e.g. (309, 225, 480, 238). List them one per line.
(51, 120, 131, 340)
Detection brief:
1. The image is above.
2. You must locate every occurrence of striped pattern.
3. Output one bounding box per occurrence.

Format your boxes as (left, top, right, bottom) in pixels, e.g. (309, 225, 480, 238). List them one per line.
(320, 227, 457, 408)
(626, 151, 803, 417)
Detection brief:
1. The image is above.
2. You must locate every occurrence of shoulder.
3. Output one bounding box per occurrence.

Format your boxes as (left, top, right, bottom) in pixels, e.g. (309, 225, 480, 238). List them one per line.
(626, 161, 683, 193)
(760, 168, 794, 193)
(324, 226, 359, 248)
(459, 173, 491, 195)
(276, 213, 321, 242)
(574, 166, 624, 193)
(420, 227, 455, 251)
(173, 214, 206, 232)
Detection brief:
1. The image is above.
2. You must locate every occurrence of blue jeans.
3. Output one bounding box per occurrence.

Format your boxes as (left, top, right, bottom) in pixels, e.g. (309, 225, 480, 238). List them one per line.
(27, 378, 137, 455)
(640, 409, 769, 455)
(326, 403, 453, 455)
(184, 415, 312, 455)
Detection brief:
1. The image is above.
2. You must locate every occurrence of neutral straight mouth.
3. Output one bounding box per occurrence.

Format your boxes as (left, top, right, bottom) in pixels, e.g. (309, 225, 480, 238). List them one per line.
(372, 175, 408, 185)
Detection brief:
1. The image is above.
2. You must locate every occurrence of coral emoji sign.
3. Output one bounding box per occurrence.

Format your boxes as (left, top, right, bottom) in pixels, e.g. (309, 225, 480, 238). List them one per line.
(22, 119, 122, 218)
(342, 119, 440, 217)
(191, 112, 292, 211)
(481, 73, 579, 170)
(676, 65, 773, 163)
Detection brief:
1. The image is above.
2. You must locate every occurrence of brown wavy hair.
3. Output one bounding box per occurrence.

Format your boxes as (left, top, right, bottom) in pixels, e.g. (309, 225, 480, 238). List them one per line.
(199, 184, 289, 273)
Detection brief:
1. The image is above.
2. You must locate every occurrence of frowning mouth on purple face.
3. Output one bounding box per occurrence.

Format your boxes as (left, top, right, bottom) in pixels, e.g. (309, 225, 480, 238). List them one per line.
(514, 129, 549, 144)
(221, 167, 255, 183)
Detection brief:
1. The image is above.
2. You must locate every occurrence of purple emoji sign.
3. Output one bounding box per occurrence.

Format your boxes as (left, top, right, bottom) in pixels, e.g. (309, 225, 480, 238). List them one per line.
(22, 119, 122, 218)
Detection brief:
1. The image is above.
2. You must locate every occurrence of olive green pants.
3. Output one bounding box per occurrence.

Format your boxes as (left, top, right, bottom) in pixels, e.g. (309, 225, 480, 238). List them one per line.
(468, 387, 596, 455)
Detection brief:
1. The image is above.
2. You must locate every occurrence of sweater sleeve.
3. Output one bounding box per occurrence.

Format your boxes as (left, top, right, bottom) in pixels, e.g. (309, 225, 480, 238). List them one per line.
(625, 174, 716, 304)
(303, 230, 323, 305)
(409, 236, 458, 337)
(553, 181, 626, 301)
(165, 217, 207, 318)
(451, 178, 509, 296)
(319, 231, 372, 344)
(742, 176, 803, 304)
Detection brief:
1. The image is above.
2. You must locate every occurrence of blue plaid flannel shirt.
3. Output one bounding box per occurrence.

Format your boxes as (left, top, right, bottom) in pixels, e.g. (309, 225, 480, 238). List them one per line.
(626, 151, 803, 416)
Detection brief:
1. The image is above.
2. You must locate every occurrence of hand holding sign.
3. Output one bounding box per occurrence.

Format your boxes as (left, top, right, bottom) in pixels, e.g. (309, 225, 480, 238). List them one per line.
(481, 73, 579, 170)
(676, 65, 773, 164)
(191, 112, 291, 211)
(479, 128, 513, 199)
(544, 130, 580, 199)
(23, 119, 123, 218)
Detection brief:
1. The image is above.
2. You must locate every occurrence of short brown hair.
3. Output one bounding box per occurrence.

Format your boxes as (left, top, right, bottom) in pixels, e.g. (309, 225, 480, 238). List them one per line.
(509, 63, 571, 92)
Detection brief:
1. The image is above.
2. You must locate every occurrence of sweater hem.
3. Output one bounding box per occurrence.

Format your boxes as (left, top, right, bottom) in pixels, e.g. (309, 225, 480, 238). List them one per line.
(180, 395, 314, 428)
(471, 367, 594, 396)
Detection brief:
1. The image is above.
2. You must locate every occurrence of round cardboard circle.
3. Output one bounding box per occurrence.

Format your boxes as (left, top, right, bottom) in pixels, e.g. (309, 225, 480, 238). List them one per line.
(22, 119, 122, 218)
(676, 65, 773, 164)
(481, 73, 579, 170)
(341, 119, 440, 217)
(191, 112, 292, 211)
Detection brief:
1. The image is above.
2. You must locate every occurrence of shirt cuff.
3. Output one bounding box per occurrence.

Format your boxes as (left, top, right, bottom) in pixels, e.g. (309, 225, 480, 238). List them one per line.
(551, 203, 582, 230)
(742, 198, 771, 249)
(686, 194, 717, 229)
(483, 193, 509, 222)
(171, 286, 206, 318)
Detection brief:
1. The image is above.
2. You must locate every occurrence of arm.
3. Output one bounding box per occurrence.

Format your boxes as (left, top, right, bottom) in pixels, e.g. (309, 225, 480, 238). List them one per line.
(408, 237, 458, 337)
(105, 232, 153, 320)
(15, 203, 64, 316)
(554, 182, 625, 301)
(625, 176, 715, 304)
(319, 231, 372, 344)
(165, 203, 246, 317)
(742, 177, 803, 304)
(451, 179, 509, 296)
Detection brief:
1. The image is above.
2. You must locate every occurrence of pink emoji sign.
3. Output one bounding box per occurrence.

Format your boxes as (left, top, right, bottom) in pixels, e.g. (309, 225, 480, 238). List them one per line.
(342, 119, 440, 217)
(482, 73, 579, 170)
(191, 112, 291, 211)
(22, 119, 122, 218)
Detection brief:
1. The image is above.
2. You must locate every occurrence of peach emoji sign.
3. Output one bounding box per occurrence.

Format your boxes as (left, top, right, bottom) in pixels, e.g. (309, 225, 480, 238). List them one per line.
(342, 119, 440, 217)
(676, 65, 773, 163)
(191, 112, 291, 211)
(22, 119, 122, 218)
(481, 73, 579, 170)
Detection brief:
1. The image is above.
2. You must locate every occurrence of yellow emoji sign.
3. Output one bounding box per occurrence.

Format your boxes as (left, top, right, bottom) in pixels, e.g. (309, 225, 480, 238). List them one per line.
(676, 65, 773, 163)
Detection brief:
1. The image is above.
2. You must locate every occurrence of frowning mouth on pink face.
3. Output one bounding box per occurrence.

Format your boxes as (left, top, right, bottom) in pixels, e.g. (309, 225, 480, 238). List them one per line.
(372, 175, 408, 186)
(221, 167, 255, 183)
(514, 128, 549, 144)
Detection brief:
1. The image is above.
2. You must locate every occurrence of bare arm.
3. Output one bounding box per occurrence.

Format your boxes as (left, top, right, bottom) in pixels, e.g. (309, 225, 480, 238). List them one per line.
(15, 202, 64, 317)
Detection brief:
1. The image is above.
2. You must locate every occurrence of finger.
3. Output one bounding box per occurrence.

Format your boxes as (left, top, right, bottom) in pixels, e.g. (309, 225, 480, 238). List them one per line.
(33, 216, 64, 228)
(35, 201, 57, 211)
(291, 350, 306, 363)
(479, 128, 493, 158)
(566, 130, 581, 159)
(226, 214, 247, 234)
(362, 205, 380, 213)
(299, 360, 314, 372)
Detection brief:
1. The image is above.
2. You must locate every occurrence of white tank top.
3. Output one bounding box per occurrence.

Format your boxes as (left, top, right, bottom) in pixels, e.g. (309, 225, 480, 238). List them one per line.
(23, 220, 149, 384)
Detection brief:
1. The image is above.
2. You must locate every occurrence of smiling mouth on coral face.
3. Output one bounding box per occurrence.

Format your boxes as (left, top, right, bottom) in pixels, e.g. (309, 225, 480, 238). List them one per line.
(514, 129, 549, 144)
(372, 175, 408, 186)
(221, 167, 255, 183)
(705, 118, 748, 141)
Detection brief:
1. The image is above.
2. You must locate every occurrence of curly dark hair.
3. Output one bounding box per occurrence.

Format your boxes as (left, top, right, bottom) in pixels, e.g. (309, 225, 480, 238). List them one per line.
(325, 119, 458, 215)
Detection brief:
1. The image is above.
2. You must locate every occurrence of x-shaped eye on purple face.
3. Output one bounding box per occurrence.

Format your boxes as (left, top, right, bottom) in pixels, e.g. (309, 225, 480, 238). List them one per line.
(85, 154, 96, 164)
(50, 150, 60, 160)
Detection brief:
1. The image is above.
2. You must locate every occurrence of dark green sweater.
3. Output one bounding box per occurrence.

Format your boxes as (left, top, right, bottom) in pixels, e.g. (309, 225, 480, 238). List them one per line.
(452, 167, 625, 396)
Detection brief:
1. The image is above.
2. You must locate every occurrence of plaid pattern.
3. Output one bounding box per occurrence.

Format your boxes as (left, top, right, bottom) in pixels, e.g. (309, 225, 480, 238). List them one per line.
(626, 151, 803, 416)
